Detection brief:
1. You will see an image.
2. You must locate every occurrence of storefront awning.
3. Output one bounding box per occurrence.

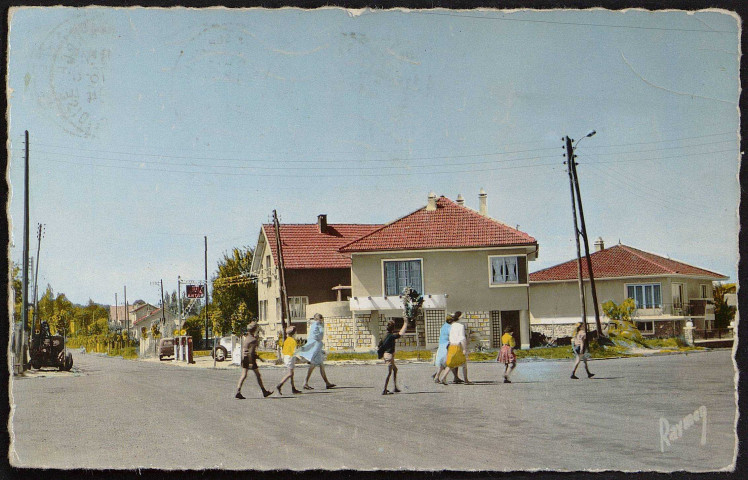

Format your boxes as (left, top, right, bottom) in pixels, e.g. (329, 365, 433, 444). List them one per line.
(349, 294, 448, 312)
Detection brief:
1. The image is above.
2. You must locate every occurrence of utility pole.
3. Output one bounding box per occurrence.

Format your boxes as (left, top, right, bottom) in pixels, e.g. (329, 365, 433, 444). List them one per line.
(565, 136, 589, 338)
(124, 285, 128, 342)
(177, 276, 182, 334)
(115, 293, 118, 333)
(272, 210, 289, 340)
(21, 130, 30, 371)
(569, 147, 607, 341)
(32, 224, 43, 332)
(160, 279, 166, 331)
(204, 236, 209, 351)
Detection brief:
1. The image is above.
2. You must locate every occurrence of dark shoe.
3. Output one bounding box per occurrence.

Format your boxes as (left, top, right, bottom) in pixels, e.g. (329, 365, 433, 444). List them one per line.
(263, 390, 274, 397)
(235, 392, 245, 399)
(276, 385, 283, 395)
(292, 388, 302, 394)
(464, 381, 474, 385)
(587, 373, 595, 378)
(326, 383, 336, 389)
(382, 390, 392, 395)
(303, 385, 314, 390)
(570, 374, 579, 379)
(504, 378, 511, 383)
(393, 387, 401, 393)
(453, 378, 464, 384)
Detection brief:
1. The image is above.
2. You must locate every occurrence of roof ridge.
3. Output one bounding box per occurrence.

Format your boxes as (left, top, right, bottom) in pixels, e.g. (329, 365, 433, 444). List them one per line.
(619, 244, 679, 274)
(339, 202, 430, 251)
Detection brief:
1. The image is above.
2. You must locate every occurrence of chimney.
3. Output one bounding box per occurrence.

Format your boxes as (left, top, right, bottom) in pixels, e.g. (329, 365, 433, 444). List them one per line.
(317, 214, 327, 234)
(478, 188, 487, 216)
(426, 192, 437, 211)
(594, 237, 605, 252)
(456, 193, 464, 206)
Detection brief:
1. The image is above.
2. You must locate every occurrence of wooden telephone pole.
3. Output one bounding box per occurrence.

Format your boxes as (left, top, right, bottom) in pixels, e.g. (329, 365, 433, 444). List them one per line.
(565, 133, 608, 342)
(272, 210, 290, 340)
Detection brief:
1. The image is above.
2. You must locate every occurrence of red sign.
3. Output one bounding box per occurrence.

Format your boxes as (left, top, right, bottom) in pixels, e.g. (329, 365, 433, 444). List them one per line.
(185, 285, 205, 298)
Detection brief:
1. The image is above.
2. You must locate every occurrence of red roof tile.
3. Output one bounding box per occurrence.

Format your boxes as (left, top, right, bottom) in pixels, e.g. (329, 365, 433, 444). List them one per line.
(339, 196, 537, 253)
(529, 244, 727, 281)
(263, 224, 383, 269)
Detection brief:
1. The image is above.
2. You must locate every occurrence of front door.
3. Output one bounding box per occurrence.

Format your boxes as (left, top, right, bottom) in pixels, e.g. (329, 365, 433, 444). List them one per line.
(490, 310, 521, 347)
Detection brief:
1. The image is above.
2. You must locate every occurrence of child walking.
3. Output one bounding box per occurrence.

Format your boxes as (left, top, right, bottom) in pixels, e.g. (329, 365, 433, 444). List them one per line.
(497, 325, 517, 383)
(276, 326, 302, 395)
(570, 322, 595, 379)
(377, 318, 409, 395)
(236, 320, 273, 399)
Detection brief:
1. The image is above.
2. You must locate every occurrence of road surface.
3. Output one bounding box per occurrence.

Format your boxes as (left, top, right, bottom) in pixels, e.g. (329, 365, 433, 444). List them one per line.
(9, 349, 737, 471)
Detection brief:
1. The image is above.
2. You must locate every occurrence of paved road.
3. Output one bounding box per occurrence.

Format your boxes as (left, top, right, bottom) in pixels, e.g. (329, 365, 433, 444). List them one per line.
(9, 350, 736, 471)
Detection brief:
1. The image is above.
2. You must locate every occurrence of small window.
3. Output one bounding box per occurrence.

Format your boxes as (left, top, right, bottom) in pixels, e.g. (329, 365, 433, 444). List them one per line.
(489, 256, 528, 285)
(636, 321, 654, 334)
(700, 284, 709, 299)
(391, 317, 416, 334)
(288, 296, 308, 320)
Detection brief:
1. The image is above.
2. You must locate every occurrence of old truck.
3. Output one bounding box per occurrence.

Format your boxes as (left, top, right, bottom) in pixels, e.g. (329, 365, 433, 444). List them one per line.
(29, 321, 73, 371)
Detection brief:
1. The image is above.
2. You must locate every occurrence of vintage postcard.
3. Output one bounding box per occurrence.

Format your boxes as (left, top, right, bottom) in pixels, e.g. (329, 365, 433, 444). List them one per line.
(6, 5, 741, 472)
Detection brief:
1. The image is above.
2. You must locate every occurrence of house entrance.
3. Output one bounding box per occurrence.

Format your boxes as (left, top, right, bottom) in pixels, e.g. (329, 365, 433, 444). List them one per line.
(490, 310, 520, 348)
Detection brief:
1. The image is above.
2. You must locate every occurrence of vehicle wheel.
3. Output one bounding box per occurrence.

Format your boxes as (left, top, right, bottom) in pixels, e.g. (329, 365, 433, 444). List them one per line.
(213, 346, 227, 362)
(63, 353, 73, 371)
(31, 360, 41, 370)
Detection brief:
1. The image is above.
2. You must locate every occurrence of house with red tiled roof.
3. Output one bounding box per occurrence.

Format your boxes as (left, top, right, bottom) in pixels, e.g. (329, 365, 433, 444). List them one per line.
(340, 191, 539, 350)
(528, 240, 728, 340)
(249, 214, 382, 340)
(132, 307, 179, 341)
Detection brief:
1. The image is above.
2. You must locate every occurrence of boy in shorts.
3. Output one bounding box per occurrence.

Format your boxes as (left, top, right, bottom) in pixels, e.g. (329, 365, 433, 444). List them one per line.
(236, 320, 273, 399)
(276, 326, 302, 395)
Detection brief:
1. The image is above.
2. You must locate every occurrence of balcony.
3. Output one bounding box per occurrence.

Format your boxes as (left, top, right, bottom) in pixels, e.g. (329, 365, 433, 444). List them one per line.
(636, 300, 714, 318)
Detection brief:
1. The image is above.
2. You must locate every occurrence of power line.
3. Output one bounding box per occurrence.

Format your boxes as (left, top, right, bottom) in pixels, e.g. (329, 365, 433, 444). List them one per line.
(25, 144, 562, 165)
(19, 130, 736, 166)
(26, 148, 564, 171)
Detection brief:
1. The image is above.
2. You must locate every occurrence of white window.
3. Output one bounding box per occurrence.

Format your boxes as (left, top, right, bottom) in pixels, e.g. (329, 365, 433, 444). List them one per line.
(289, 296, 308, 320)
(672, 283, 684, 309)
(276, 298, 281, 320)
(489, 256, 527, 285)
(258, 300, 268, 322)
(383, 260, 423, 296)
(265, 256, 272, 287)
(626, 283, 662, 309)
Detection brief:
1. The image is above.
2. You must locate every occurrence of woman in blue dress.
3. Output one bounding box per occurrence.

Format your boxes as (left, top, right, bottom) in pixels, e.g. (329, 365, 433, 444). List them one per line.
(432, 312, 463, 384)
(295, 313, 336, 390)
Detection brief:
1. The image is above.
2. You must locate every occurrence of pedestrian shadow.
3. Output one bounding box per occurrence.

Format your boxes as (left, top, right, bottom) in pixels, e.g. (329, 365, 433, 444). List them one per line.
(298, 390, 334, 395)
(394, 391, 448, 395)
(325, 386, 375, 390)
(502, 381, 540, 384)
(589, 376, 624, 380)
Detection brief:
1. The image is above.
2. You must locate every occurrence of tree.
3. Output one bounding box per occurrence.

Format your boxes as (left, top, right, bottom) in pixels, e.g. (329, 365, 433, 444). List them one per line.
(713, 282, 736, 329)
(602, 298, 637, 323)
(182, 315, 204, 342)
(211, 247, 258, 328)
(11, 262, 22, 321)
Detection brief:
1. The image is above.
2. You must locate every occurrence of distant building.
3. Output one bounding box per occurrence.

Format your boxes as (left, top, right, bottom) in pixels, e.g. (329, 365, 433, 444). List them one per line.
(249, 215, 382, 341)
(529, 240, 728, 339)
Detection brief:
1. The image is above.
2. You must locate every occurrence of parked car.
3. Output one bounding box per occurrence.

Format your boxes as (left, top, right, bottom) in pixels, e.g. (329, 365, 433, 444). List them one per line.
(157, 337, 176, 360)
(211, 335, 240, 362)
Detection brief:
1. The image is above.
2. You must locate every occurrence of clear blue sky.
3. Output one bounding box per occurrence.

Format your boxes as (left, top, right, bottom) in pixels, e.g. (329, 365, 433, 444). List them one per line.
(7, 7, 740, 306)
